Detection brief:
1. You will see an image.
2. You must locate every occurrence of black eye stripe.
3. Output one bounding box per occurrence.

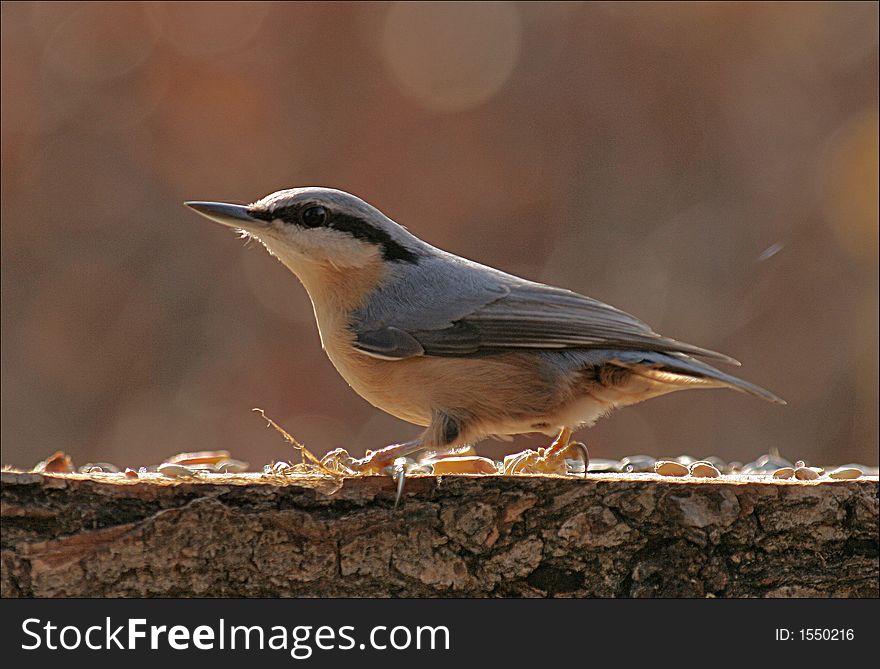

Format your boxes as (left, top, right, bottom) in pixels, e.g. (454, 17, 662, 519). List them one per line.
(248, 206, 281, 222)
(266, 205, 302, 224)
(327, 212, 421, 264)
(251, 204, 421, 264)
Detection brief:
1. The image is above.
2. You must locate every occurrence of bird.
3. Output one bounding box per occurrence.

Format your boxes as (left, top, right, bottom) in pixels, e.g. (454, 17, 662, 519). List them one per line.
(186, 187, 784, 481)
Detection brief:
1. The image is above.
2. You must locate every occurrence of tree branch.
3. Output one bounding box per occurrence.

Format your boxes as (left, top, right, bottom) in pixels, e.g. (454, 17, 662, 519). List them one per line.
(2, 471, 877, 597)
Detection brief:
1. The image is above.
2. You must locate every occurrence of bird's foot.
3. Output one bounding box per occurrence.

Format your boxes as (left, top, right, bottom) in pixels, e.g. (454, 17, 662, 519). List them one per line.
(320, 449, 432, 508)
(321, 445, 499, 507)
(320, 437, 427, 476)
(319, 447, 398, 475)
(503, 432, 589, 476)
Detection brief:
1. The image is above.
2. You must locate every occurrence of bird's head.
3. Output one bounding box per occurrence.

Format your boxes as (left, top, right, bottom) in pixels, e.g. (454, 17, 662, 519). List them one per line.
(186, 187, 423, 274)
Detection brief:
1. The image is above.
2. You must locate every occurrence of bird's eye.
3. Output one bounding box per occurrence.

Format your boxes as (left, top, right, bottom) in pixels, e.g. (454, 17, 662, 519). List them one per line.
(301, 206, 327, 228)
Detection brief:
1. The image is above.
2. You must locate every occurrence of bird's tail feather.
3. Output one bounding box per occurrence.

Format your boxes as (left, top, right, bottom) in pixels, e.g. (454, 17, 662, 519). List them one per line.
(617, 351, 786, 405)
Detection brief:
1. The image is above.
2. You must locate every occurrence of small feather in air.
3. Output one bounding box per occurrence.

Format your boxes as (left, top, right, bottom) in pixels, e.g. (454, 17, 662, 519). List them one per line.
(757, 242, 784, 262)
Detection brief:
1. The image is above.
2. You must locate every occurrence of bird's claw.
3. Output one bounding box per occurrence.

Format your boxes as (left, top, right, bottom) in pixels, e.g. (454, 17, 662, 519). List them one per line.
(387, 457, 433, 508)
(390, 457, 409, 508)
(503, 441, 589, 476)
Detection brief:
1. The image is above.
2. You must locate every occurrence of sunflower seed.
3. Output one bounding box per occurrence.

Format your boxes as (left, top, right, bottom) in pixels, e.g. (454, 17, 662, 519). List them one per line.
(794, 466, 821, 481)
(34, 451, 75, 474)
(655, 460, 689, 477)
(828, 467, 862, 480)
(158, 463, 197, 478)
(214, 458, 249, 473)
(430, 456, 499, 475)
(742, 453, 793, 474)
(79, 462, 120, 474)
(689, 461, 721, 478)
(618, 455, 656, 473)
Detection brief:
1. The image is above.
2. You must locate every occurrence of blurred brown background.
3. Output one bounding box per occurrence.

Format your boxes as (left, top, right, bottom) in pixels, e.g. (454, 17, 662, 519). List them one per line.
(2, 2, 877, 470)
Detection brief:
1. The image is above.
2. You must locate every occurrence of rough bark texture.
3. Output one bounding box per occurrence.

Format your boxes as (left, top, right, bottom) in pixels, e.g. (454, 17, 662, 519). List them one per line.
(1, 471, 877, 598)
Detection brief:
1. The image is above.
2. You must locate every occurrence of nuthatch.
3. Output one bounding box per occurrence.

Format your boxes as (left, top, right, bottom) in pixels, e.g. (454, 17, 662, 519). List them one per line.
(186, 188, 784, 478)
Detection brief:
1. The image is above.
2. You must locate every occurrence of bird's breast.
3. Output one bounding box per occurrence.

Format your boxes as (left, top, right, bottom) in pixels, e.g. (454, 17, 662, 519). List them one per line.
(321, 327, 435, 426)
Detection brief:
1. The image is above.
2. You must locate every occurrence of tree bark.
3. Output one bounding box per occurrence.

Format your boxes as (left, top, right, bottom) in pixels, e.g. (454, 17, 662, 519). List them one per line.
(1, 470, 877, 597)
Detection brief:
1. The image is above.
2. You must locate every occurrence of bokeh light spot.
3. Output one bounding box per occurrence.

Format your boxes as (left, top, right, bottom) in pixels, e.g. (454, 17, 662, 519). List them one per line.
(146, 1, 271, 58)
(819, 107, 879, 261)
(381, 1, 522, 112)
(42, 4, 158, 82)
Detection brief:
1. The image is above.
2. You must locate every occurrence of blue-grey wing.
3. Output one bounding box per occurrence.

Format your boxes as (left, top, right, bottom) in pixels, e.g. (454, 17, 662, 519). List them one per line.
(352, 251, 737, 365)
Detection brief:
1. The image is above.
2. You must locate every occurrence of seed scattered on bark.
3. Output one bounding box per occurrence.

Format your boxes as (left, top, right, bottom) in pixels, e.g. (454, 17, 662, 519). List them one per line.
(689, 461, 721, 478)
(618, 455, 656, 473)
(33, 451, 75, 474)
(79, 462, 119, 474)
(158, 463, 197, 478)
(743, 453, 793, 473)
(214, 458, 249, 473)
(167, 450, 231, 466)
(431, 456, 499, 475)
(772, 467, 795, 479)
(655, 460, 689, 477)
(794, 466, 821, 481)
(828, 467, 862, 480)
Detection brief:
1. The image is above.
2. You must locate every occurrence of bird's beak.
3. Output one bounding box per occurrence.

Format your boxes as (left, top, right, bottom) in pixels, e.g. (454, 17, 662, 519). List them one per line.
(184, 201, 266, 231)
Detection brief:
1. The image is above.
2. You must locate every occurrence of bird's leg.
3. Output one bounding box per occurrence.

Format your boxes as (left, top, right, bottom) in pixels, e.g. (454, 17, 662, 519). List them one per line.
(503, 427, 589, 475)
